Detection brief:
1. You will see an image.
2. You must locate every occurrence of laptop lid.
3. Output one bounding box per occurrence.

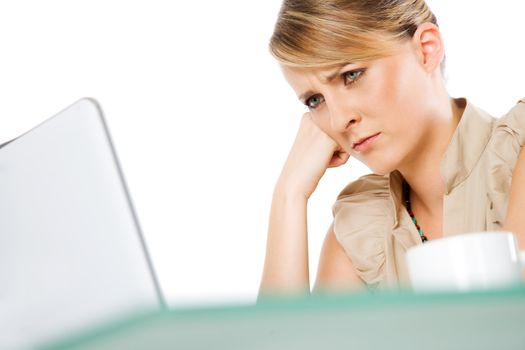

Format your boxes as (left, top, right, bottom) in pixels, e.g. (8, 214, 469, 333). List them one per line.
(0, 98, 164, 349)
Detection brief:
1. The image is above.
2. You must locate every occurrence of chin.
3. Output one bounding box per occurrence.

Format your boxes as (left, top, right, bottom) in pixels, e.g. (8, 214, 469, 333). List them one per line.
(360, 158, 398, 176)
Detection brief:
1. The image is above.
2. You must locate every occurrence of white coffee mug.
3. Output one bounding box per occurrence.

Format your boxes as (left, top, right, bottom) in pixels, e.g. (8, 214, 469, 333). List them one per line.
(406, 231, 525, 292)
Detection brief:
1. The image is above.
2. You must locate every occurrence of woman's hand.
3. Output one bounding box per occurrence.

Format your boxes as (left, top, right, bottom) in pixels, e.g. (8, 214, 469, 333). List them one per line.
(276, 112, 350, 199)
(259, 113, 350, 298)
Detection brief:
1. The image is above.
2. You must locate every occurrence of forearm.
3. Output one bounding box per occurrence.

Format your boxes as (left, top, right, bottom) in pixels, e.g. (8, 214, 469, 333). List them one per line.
(258, 184, 310, 298)
(257, 112, 347, 299)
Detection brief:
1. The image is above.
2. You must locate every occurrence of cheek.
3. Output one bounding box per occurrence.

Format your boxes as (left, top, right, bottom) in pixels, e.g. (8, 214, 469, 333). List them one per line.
(348, 59, 429, 173)
(364, 56, 428, 117)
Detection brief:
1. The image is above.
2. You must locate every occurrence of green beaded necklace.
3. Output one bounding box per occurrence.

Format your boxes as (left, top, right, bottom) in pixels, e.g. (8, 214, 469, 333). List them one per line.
(402, 181, 428, 243)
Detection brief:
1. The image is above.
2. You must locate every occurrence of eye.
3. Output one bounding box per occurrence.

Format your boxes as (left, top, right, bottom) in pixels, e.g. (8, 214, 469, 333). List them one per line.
(342, 69, 365, 86)
(305, 94, 325, 109)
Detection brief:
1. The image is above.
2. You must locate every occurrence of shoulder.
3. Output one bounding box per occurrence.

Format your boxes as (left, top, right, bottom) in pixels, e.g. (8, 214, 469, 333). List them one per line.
(485, 97, 525, 173)
(335, 173, 391, 203)
(330, 173, 397, 287)
(493, 97, 525, 146)
(333, 173, 393, 219)
(332, 173, 394, 237)
(472, 98, 525, 226)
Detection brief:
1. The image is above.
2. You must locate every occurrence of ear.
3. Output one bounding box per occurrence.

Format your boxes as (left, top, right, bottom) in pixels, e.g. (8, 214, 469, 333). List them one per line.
(411, 22, 444, 74)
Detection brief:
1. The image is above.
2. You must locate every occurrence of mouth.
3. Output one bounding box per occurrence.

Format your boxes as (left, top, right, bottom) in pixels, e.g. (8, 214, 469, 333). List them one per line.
(352, 133, 381, 152)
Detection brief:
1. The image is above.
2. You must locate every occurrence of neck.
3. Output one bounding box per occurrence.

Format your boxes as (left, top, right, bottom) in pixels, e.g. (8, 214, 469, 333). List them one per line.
(398, 97, 465, 216)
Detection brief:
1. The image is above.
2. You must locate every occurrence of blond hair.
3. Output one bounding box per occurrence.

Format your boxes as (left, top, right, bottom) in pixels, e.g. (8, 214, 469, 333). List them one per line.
(270, 0, 439, 68)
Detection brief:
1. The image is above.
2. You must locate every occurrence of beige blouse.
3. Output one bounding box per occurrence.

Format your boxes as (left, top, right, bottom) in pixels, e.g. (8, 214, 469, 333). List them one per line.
(332, 97, 525, 290)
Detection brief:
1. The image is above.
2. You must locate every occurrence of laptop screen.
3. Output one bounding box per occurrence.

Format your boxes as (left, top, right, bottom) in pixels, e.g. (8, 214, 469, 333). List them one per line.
(0, 98, 164, 349)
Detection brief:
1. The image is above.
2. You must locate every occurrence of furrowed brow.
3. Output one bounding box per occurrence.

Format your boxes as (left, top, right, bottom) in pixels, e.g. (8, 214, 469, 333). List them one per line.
(320, 63, 350, 83)
(297, 63, 352, 102)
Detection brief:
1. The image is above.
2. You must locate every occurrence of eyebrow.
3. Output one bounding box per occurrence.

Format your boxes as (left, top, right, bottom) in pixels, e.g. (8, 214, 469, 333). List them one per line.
(298, 63, 350, 102)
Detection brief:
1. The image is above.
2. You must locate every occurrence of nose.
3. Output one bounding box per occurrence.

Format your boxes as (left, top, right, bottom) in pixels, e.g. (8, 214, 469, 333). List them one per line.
(328, 100, 361, 132)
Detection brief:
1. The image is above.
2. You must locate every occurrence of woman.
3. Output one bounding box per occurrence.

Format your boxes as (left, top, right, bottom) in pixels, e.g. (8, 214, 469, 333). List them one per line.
(259, 0, 525, 297)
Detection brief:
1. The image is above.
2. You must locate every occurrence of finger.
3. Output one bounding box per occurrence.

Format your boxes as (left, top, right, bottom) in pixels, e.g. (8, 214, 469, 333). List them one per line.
(328, 150, 351, 168)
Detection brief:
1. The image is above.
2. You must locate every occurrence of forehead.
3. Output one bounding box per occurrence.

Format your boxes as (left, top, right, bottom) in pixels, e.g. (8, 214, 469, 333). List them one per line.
(280, 63, 346, 97)
(282, 63, 359, 103)
(281, 64, 342, 83)
(280, 39, 415, 81)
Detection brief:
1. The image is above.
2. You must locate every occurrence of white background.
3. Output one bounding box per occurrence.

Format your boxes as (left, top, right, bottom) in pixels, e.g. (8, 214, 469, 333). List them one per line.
(0, 1, 523, 307)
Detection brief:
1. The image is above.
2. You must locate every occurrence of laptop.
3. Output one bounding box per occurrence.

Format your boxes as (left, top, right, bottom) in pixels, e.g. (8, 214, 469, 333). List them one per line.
(0, 98, 165, 349)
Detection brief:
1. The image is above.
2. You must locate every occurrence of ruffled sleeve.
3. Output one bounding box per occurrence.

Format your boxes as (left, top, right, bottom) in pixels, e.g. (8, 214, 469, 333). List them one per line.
(485, 98, 525, 227)
(331, 174, 394, 288)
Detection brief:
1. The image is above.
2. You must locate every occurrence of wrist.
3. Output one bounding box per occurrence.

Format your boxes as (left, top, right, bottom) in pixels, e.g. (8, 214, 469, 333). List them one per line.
(274, 177, 312, 202)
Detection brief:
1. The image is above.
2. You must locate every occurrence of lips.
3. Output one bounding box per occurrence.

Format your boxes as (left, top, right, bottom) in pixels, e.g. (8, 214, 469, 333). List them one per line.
(352, 132, 381, 153)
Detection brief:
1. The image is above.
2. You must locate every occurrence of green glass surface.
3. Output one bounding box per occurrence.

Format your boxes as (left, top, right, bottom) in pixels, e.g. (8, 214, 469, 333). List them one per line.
(41, 286, 525, 350)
